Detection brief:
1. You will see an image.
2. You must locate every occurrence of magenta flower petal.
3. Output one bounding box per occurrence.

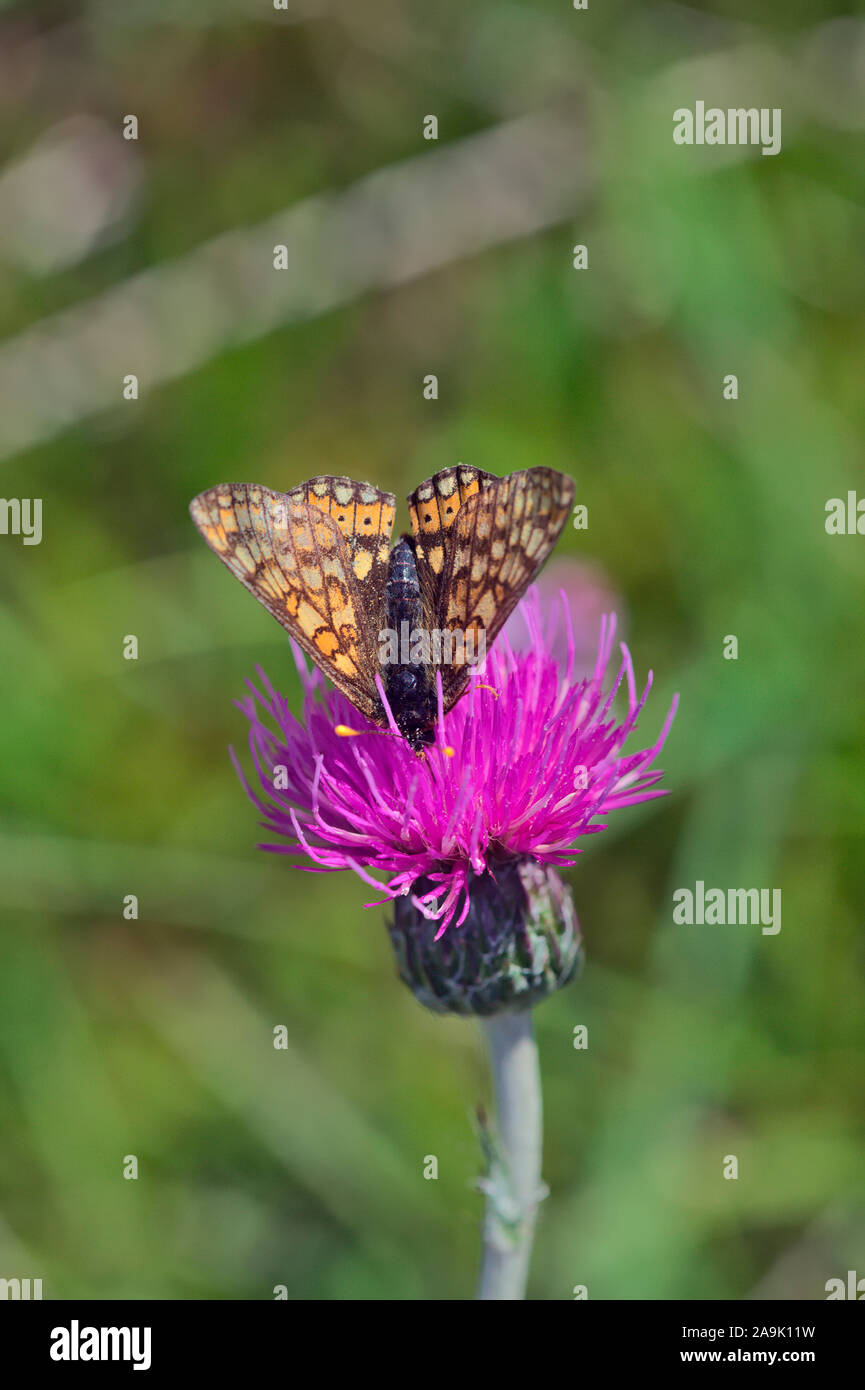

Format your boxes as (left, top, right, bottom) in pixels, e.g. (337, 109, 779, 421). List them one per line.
(231, 587, 678, 937)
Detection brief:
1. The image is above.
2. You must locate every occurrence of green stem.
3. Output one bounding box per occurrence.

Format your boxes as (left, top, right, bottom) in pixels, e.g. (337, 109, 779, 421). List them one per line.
(477, 1009, 543, 1300)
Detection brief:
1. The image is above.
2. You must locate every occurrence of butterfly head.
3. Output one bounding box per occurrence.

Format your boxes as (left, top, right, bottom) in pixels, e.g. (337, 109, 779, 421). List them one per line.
(403, 721, 437, 754)
(387, 665, 437, 753)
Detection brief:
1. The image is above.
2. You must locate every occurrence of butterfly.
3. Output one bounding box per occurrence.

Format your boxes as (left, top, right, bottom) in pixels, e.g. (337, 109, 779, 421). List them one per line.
(189, 465, 575, 752)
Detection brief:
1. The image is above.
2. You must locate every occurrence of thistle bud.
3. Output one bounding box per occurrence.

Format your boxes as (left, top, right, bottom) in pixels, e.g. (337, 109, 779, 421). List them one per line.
(388, 860, 582, 1016)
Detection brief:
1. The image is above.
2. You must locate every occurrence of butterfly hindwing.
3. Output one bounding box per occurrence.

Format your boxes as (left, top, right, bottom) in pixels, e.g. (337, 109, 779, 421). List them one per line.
(408, 466, 575, 708)
(285, 476, 396, 591)
(189, 480, 396, 721)
(406, 464, 497, 619)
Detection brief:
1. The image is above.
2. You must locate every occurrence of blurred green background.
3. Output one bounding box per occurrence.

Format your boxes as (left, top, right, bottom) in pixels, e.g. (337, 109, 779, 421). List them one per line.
(1, 0, 864, 1300)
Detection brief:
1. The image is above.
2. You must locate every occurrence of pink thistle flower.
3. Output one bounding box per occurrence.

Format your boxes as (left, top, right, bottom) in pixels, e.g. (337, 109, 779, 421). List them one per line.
(232, 589, 678, 968)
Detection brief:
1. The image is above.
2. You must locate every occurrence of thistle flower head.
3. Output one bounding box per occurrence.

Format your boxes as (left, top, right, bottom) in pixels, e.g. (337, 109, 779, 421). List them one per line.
(233, 590, 678, 987)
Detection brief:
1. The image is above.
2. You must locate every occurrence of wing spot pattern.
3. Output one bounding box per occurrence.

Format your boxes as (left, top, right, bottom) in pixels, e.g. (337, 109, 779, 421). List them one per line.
(301, 566, 323, 591)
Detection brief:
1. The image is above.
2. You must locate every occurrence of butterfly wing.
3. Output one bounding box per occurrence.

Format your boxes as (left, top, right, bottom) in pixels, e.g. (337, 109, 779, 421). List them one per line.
(407, 464, 497, 616)
(189, 479, 396, 722)
(407, 465, 575, 709)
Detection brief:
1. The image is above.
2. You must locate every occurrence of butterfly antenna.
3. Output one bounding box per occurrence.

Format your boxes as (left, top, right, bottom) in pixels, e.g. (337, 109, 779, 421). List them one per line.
(335, 724, 455, 758)
(334, 724, 395, 740)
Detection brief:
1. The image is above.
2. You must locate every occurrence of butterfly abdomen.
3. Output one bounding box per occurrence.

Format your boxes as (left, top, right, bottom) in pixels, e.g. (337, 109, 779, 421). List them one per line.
(386, 537, 425, 627)
(383, 537, 436, 750)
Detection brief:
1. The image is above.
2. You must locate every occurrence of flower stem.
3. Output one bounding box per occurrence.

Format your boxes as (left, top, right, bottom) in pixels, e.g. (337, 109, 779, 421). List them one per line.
(477, 1009, 543, 1300)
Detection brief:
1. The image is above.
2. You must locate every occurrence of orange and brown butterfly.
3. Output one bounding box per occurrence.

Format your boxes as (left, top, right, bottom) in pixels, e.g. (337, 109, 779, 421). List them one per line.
(189, 466, 575, 752)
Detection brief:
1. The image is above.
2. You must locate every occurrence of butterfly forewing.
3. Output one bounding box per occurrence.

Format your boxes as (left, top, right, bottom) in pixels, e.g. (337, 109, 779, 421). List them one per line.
(189, 480, 395, 721)
(407, 466, 575, 709)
